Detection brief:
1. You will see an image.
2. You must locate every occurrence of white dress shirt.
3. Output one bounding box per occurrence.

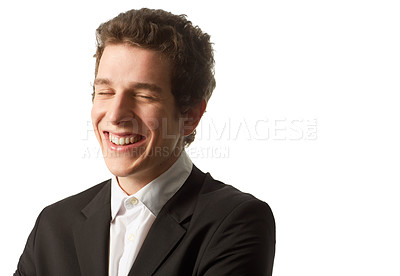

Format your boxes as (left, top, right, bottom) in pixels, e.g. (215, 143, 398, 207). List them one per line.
(108, 151, 193, 276)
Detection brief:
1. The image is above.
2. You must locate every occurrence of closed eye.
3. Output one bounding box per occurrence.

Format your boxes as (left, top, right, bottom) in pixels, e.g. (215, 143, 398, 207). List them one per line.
(96, 91, 115, 96)
(135, 93, 156, 101)
(139, 95, 153, 99)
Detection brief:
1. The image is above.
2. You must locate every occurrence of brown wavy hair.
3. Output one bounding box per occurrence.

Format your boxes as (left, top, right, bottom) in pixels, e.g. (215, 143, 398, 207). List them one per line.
(93, 8, 216, 146)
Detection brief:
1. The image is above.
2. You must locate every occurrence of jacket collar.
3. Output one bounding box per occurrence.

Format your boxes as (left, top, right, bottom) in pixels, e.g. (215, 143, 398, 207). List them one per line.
(72, 165, 207, 276)
(129, 165, 206, 276)
(73, 180, 112, 276)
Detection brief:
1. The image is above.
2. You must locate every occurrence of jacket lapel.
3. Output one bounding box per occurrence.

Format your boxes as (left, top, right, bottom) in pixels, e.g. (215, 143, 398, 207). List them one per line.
(73, 180, 111, 276)
(129, 166, 206, 276)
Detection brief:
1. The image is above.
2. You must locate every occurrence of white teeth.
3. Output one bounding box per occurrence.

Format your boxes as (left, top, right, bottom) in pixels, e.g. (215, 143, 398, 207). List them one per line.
(108, 133, 142, 146)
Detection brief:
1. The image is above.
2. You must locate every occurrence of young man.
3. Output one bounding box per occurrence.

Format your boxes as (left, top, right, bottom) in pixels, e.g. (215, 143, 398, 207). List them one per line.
(15, 8, 275, 276)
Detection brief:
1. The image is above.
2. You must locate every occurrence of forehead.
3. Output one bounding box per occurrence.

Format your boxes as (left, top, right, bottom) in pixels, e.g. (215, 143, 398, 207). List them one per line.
(97, 44, 172, 86)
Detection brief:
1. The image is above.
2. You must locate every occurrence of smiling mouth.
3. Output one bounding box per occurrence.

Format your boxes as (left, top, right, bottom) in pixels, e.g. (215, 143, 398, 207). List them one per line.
(105, 132, 145, 146)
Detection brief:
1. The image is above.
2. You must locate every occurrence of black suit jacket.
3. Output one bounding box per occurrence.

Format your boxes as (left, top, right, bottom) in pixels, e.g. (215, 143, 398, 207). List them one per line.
(15, 166, 275, 275)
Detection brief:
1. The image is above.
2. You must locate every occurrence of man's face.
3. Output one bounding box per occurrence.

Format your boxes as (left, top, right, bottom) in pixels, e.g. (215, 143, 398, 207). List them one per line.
(91, 44, 184, 185)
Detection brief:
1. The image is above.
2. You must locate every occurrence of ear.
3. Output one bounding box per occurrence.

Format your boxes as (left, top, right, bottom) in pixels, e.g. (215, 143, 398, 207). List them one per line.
(182, 99, 207, 136)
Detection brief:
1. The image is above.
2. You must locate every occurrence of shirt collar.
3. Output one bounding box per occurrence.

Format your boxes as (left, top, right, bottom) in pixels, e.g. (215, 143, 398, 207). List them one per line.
(110, 151, 193, 220)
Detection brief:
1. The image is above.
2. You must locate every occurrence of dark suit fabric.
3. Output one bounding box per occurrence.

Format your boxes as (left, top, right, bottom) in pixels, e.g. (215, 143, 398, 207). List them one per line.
(15, 166, 275, 276)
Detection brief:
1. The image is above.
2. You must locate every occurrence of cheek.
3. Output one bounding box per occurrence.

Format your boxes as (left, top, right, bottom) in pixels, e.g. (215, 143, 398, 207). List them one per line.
(91, 104, 104, 131)
(146, 117, 160, 131)
(139, 106, 165, 131)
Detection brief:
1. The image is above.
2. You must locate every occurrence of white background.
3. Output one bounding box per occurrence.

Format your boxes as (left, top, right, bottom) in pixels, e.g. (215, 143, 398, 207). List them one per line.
(1, 0, 399, 275)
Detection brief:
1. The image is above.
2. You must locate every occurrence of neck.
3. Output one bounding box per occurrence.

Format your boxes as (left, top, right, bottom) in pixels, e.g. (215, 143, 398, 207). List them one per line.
(117, 149, 183, 195)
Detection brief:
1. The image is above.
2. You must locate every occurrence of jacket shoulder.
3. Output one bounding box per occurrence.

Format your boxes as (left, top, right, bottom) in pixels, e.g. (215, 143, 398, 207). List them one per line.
(201, 173, 271, 210)
(195, 173, 274, 224)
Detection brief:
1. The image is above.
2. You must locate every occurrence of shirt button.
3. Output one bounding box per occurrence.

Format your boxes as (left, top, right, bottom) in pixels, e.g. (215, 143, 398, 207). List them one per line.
(124, 197, 139, 209)
(130, 197, 139, 205)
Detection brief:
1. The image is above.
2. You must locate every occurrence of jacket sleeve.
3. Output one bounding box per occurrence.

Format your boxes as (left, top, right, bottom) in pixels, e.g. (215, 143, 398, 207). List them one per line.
(198, 199, 276, 276)
(14, 211, 43, 276)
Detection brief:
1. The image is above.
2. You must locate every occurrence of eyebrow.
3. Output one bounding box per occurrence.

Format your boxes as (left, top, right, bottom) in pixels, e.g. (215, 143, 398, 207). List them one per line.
(93, 78, 163, 93)
(93, 78, 112, 86)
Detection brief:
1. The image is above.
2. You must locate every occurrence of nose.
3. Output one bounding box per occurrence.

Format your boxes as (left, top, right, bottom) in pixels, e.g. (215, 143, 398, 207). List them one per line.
(106, 92, 135, 126)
